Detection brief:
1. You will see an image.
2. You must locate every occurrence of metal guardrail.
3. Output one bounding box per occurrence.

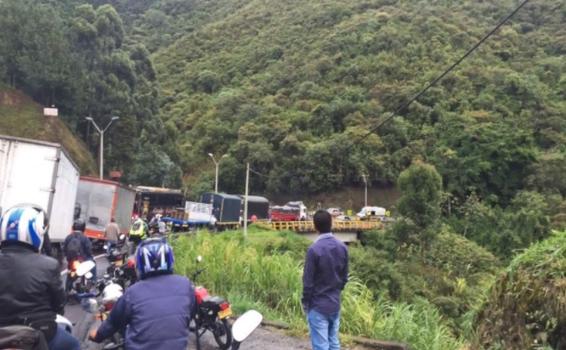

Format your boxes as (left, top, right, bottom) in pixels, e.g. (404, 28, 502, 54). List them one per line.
(267, 220, 382, 233)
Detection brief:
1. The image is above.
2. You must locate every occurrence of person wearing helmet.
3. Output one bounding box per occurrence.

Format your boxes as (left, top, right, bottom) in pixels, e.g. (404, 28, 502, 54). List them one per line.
(128, 216, 148, 254)
(63, 218, 96, 284)
(0, 204, 80, 350)
(89, 238, 196, 350)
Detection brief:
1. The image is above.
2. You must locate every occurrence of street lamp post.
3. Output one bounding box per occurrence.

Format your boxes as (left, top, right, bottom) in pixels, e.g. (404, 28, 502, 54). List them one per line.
(86, 116, 119, 180)
(208, 153, 227, 193)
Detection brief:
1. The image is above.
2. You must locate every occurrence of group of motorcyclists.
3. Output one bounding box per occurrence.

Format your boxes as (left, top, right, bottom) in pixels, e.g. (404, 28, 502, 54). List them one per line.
(0, 204, 196, 350)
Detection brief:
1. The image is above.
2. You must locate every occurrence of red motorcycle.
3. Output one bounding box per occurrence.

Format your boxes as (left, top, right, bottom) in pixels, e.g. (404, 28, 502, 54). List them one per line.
(191, 256, 233, 350)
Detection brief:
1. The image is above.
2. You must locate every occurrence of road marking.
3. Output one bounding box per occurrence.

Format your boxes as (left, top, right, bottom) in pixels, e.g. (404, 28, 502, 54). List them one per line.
(60, 253, 107, 276)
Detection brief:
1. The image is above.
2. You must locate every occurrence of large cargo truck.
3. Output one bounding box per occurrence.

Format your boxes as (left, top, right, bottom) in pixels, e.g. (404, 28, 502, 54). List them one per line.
(0, 135, 80, 254)
(201, 192, 241, 227)
(75, 177, 136, 240)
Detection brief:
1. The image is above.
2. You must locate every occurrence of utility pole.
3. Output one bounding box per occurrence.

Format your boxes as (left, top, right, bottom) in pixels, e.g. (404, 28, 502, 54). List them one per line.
(362, 174, 368, 207)
(86, 116, 119, 180)
(243, 162, 250, 240)
(208, 153, 227, 193)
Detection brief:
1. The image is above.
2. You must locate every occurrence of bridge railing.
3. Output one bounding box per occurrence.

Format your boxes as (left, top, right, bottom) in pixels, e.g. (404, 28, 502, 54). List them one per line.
(267, 220, 382, 232)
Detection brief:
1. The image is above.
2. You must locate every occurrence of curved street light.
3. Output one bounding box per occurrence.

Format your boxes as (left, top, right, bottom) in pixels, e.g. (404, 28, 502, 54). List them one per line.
(86, 116, 120, 179)
(208, 153, 228, 193)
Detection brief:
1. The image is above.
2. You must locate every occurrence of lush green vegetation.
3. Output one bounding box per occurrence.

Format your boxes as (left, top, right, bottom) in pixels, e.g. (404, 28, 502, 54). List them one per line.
(0, 0, 182, 186)
(137, 0, 565, 200)
(475, 230, 566, 349)
(1, 1, 565, 347)
(120, 0, 564, 260)
(173, 229, 467, 350)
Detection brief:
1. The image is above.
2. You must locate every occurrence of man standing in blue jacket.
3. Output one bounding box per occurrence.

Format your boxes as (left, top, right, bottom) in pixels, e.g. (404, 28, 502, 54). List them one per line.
(302, 210, 349, 350)
(89, 238, 196, 350)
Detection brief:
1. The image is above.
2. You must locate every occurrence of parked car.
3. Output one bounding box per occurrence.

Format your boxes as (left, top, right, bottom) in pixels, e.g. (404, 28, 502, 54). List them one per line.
(356, 206, 387, 220)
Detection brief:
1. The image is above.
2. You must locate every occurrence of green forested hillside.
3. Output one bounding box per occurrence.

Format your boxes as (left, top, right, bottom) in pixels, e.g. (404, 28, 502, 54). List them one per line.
(1, 1, 565, 348)
(140, 0, 565, 257)
(0, 0, 182, 186)
(1, 0, 564, 253)
(140, 0, 565, 200)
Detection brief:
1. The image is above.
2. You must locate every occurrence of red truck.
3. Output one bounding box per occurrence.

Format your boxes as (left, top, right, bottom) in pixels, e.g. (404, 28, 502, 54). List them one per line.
(74, 177, 136, 240)
(270, 205, 301, 221)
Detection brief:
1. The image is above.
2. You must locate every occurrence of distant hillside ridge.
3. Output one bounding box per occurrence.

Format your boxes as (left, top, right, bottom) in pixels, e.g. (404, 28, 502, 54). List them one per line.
(0, 87, 97, 175)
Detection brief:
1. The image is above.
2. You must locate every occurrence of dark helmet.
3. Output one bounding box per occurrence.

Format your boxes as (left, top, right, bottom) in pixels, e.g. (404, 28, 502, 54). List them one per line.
(73, 218, 86, 232)
(135, 238, 174, 279)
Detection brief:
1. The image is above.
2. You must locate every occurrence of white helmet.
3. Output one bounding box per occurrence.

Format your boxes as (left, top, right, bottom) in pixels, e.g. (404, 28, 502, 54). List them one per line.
(0, 204, 48, 251)
(102, 283, 123, 304)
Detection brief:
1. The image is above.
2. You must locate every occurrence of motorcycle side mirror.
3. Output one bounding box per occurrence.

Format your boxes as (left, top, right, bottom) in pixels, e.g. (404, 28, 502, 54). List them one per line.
(76, 260, 96, 277)
(196, 255, 203, 263)
(231, 310, 263, 349)
(81, 298, 99, 313)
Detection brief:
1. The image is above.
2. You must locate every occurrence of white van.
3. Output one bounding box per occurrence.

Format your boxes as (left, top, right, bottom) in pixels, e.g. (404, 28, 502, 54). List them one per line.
(356, 206, 386, 220)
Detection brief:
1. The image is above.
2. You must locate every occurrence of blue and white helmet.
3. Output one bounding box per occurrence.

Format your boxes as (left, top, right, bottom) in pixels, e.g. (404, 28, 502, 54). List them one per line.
(0, 204, 48, 251)
(135, 238, 174, 279)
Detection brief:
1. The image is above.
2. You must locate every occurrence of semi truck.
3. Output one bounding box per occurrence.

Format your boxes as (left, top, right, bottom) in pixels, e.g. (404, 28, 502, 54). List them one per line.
(0, 135, 80, 256)
(75, 176, 136, 240)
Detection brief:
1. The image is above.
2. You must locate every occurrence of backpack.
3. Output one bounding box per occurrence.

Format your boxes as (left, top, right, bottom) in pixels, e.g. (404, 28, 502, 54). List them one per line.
(66, 234, 82, 260)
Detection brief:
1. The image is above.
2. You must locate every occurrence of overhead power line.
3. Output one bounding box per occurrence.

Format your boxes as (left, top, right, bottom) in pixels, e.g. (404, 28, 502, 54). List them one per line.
(349, 0, 532, 149)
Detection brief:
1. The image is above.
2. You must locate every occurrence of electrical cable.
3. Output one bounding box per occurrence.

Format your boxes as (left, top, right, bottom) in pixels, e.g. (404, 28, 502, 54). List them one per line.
(348, 0, 532, 149)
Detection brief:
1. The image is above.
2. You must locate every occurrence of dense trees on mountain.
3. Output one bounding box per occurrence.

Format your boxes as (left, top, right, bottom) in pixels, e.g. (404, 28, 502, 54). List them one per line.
(0, 0, 182, 187)
(1, 1, 565, 347)
(0, 0, 564, 253)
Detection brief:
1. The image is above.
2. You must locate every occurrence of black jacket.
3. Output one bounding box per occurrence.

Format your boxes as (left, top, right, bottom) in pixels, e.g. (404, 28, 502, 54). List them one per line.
(0, 243, 65, 324)
(63, 231, 93, 260)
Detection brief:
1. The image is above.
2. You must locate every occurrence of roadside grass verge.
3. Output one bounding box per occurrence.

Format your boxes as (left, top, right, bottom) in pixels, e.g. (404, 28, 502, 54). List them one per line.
(172, 229, 464, 350)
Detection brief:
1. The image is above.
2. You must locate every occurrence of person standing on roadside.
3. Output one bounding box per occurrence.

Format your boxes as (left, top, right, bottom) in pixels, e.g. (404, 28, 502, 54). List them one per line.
(302, 210, 349, 350)
(104, 218, 120, 255)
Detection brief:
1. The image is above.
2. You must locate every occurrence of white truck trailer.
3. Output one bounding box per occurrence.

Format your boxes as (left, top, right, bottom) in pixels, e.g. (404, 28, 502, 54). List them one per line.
(0, 135, 80, 255)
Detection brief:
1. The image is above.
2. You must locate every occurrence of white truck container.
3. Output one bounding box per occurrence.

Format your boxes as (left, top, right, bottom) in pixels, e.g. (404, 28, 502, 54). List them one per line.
(0, 135, 80, 252)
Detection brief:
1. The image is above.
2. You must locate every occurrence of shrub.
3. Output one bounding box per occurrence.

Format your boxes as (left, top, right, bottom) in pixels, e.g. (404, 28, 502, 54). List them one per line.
(475, 231, 566, 349)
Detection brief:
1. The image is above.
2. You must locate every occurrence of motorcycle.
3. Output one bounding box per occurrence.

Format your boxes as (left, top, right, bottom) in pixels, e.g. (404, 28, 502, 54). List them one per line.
(192, 256, 233, 350)
(77, 274, 125, 350)
(106, 255, 137, 290)
(104, 234, 128, 263)
(66, 260, 97, 300)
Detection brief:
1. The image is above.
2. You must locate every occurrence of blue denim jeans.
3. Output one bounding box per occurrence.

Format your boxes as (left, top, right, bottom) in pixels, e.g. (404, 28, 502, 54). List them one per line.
(48, 325, 80, 350)
(307, 309, 340, 350)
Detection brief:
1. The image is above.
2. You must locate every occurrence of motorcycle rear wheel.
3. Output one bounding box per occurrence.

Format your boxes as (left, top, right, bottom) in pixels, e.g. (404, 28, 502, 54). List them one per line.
(212, 318, 232, 350)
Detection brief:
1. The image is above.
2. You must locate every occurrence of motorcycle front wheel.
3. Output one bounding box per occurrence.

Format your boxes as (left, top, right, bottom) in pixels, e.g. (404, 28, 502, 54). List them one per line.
(212, 318, 232, 350)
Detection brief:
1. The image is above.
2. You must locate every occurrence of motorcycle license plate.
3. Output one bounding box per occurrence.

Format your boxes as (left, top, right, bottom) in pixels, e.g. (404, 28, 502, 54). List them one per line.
(218, 307, 232, 319)
(114, 260, 123, 267)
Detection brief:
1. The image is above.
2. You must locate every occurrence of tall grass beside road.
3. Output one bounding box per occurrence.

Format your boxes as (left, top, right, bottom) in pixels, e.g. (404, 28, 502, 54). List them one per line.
(172, 229, 464, 350)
